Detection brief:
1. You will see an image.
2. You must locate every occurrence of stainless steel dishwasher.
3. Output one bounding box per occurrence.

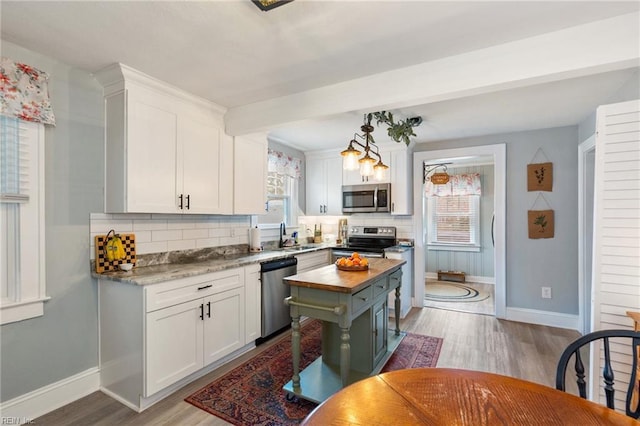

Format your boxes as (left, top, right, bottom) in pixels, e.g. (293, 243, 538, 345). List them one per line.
(260, 257, 297, 340)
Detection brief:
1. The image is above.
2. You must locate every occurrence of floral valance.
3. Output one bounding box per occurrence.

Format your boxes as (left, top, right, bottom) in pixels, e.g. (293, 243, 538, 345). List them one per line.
(425, 173, 481, 197)
(0, 57, 56, 126)
(268, 148, 302, 179)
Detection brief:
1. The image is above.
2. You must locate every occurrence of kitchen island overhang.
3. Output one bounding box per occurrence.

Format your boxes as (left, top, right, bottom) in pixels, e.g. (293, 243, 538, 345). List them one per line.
(283, 258, 406, 403)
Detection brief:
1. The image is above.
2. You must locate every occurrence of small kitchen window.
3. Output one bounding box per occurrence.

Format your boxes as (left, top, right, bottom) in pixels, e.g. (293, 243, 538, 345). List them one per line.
(259, 171, 297, 227)
(258, 149, 302, 229)
(425, 173, 482, 252)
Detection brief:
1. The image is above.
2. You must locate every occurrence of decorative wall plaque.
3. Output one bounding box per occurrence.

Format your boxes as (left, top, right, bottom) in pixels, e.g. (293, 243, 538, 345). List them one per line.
(528, 209, 554, 239)
(527, 162, 553, 192)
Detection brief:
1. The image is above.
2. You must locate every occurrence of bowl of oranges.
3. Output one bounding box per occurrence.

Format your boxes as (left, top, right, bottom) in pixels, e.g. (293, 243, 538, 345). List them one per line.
(335, 252, 369, 271)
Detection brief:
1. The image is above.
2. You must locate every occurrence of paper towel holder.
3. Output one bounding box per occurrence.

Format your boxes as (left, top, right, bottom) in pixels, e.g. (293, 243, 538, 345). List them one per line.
(250, 226, 263, 253)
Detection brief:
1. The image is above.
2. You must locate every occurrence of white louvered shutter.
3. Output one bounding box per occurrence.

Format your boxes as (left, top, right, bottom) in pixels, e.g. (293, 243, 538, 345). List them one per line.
(591, 99, 640, 411)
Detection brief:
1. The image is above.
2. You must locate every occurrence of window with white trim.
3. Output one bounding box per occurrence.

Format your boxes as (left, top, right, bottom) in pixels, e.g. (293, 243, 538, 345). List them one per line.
(259, 171, 298, 227)
(1, 116, 47, 325)
(427, 195, 480, 251)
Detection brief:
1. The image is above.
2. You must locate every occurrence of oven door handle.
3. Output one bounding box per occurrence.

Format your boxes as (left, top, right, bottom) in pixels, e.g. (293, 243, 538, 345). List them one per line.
(366, 252, 385, 258)
(373, 187, 378, 211)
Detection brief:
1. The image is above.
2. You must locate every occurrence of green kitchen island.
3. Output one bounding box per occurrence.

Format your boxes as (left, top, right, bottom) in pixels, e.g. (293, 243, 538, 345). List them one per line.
(283, 258, 406, 403)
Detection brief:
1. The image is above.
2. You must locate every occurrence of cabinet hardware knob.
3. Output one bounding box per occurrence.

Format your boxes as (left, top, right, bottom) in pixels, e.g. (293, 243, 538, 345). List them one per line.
(199, 304, 204, 320)
(197, 284, 212, 290)
(186, 194, 190, 210)
(207, 301, 211, 318)
(179, 194, 184, 209)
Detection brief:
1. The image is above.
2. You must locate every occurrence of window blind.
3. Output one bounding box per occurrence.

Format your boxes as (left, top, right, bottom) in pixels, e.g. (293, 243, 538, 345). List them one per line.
(431, 195, 480, 245)
(0, 116, 29, 202)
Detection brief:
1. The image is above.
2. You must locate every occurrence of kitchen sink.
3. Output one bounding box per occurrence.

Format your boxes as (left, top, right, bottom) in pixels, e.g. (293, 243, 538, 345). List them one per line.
(279, 245, 318, 252)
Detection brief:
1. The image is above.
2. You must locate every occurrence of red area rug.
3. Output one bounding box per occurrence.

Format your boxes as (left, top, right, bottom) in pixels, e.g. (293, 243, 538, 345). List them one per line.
(185, 320, 442, 425)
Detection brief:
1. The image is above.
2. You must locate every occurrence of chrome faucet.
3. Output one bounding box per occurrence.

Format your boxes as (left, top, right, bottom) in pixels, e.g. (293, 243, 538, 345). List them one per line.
(279, 222, 287, 248)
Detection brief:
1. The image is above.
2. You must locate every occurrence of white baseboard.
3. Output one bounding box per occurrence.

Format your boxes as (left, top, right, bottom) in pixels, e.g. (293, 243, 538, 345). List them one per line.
(0, 367, 100, 424)
(425, 272, 495, 285)
(506, 307, 580, 331)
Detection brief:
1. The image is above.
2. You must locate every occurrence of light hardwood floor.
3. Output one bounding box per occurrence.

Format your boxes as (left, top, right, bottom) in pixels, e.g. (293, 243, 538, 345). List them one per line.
(35, 308, 580, 425)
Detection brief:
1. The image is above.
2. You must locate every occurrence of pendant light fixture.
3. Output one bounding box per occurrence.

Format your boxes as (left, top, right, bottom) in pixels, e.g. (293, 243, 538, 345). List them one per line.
(341, 114, 389, 181)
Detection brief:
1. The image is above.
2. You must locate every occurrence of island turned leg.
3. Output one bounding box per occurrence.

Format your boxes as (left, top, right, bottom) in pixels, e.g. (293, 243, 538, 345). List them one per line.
(394, 287, 401, 336)
(339, 326, 351, 387)
(291, 314, 301, 392)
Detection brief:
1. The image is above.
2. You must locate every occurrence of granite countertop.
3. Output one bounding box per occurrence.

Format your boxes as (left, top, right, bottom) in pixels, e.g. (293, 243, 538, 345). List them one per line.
(94, 244, 334, 286)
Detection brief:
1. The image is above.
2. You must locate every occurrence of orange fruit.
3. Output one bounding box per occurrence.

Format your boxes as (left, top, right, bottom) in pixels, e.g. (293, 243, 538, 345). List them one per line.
(360, 258, 369, 266)
(345, 260, 354, 267)
(353, 258, 361, 265)
(352, 252, 360, 259)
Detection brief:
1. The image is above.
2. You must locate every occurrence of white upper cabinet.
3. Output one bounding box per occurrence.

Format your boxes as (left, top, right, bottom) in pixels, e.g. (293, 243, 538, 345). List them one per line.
(233, 135, 267, 215)
(96, 64, 232, 214)
(306, 153, 342, 215)
(389, 147, 413, 215)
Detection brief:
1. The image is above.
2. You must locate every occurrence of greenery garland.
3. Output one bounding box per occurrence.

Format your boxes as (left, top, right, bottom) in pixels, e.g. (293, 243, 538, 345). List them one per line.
(371, 111, 422, 146)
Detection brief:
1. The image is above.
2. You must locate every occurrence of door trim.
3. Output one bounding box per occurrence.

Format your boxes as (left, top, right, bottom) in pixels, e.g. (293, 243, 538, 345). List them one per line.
(578, 134, 596, 334)
(413, 144, 506, 318)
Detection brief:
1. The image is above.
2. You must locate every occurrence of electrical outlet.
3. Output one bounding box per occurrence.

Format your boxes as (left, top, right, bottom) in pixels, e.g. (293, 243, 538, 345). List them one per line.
(541, 287, 552, 299)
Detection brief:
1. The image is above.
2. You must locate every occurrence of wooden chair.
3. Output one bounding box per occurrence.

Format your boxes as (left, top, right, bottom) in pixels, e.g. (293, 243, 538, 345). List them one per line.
(555, 329, 640, 419)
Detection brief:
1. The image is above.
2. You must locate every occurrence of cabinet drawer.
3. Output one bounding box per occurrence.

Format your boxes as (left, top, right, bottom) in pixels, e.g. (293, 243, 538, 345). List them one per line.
(351, 285, 373, 315)
(145, 268, 244, 312)
(372, 277, 390, 298)
(388, 269, 402, 290)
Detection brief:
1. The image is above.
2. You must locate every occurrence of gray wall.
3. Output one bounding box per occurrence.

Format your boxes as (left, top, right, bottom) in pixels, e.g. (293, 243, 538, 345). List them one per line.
(415, 126, 580, 315)
(0, 41, 104, 401)
(425, 164, 495, 279)
(578, 69, 640, 141)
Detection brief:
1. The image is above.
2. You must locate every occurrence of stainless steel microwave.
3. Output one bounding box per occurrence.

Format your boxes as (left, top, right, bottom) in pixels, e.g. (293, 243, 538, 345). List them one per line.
(342, 184, 391, 213)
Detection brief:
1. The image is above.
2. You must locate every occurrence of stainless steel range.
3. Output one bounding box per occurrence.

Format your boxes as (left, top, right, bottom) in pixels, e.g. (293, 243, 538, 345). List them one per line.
(332, 226, 396, 260)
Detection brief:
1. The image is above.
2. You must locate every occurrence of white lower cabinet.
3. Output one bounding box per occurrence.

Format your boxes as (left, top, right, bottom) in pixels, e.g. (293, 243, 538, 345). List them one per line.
(244, 264, 261, 342)
(146, 299, 204, 396)
(100, 265, 256, 412)
(203, 287, 245, 364)
(295, 250, 330, 273)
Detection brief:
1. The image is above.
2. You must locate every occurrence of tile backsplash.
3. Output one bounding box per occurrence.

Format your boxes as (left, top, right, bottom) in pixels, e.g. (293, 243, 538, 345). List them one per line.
(89, 213, 251, 259)
(298, 213, 414, 240)
(89, 212, 415, 260)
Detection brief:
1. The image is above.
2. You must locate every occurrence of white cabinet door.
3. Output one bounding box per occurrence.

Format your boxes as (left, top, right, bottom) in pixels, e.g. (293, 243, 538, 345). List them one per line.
(126, 91, 179, 213)
(306, 157, 343, 215)
(244, 264, 261, 343)
(325, 157, 344, 215)
(390, 149, 412, 215)
(203, 286, 245, 365)
(145, 299, 204, 396)
(306, 157, 327, 215)
(234, 136, 267, 215)
(179, 115, 222, 213)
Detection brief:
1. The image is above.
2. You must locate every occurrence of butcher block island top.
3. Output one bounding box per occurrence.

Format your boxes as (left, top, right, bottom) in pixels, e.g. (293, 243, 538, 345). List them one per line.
(284, 258, 405, 294)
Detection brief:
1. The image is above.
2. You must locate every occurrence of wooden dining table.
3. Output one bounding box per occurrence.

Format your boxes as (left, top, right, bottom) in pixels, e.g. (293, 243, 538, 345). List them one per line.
(301, 368, 637, 425)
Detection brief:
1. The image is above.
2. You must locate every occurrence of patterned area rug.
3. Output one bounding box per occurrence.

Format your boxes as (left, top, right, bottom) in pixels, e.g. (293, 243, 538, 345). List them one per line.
(424, 282, 489, 302)
(185, 320, 443, 425)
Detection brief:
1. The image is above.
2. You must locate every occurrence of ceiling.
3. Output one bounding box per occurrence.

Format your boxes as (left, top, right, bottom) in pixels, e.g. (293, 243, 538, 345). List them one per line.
(2, 1, 639, 151)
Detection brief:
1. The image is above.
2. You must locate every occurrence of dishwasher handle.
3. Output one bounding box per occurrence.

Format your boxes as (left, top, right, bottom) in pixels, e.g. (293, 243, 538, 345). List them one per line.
(260, 257, 298, 273)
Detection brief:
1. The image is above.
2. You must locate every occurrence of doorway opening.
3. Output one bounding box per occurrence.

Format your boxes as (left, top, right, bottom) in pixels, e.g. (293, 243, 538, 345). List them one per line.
(413, 144, 506, 318)
(421, 158, 496, 316)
